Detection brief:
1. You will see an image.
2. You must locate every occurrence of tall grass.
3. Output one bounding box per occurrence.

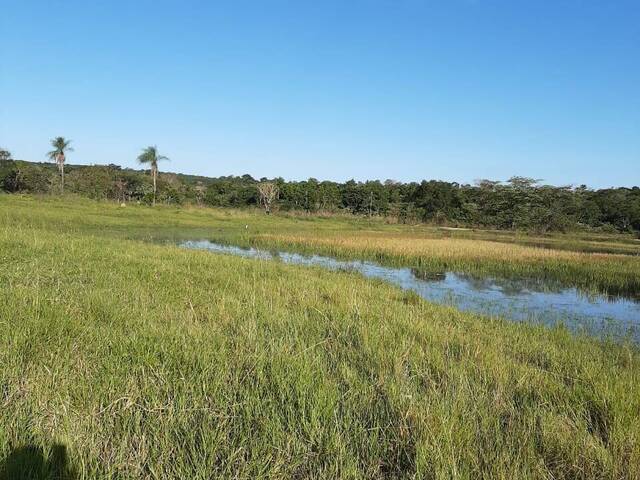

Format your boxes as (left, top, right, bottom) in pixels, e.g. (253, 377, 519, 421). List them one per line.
(245, 232, 640, 298)
(1, 195, 640, 478)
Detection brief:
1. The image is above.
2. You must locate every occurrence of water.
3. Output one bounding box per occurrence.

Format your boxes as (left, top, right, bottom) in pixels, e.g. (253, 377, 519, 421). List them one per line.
(181, 240, 640, 341)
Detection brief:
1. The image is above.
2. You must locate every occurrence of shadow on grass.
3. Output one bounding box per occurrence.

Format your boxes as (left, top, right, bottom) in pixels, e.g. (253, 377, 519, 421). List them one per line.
(0, 444, 77, 480)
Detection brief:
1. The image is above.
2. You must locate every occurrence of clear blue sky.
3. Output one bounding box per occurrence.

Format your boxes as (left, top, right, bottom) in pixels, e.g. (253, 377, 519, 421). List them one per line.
(1, 0, 638, 188)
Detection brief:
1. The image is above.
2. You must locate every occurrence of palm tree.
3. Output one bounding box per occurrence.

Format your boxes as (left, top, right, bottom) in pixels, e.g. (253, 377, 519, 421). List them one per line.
(47, 137, 73, 192)
(137, 146, 169, 206)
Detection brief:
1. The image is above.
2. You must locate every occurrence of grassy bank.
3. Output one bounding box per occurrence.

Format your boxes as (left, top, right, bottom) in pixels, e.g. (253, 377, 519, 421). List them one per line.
(245, 232, 640, 299)
(1, 194, 640, 478)
(2, 195, 640, 298)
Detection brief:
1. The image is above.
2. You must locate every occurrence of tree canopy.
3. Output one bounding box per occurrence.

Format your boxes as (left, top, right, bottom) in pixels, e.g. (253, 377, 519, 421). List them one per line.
(1, 159, 639, 234)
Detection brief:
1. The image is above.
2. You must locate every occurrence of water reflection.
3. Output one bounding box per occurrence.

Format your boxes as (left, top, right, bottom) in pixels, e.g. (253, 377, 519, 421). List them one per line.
(411, 269, 446, 282)
(181, 240, 640, 342)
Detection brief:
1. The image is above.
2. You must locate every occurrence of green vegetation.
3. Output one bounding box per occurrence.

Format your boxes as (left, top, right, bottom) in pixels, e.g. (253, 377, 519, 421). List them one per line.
(2, 159, 640, 234)
(137, 146, 169, 206)
(239, 231, 640, 299)
(1, 195, 639, 478)
(46, 137, 73, 193)
(2, 195, 639, 298)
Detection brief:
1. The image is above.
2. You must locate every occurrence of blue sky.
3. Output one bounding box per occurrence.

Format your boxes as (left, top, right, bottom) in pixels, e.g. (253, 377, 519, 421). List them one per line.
(1, 0, 638, 187)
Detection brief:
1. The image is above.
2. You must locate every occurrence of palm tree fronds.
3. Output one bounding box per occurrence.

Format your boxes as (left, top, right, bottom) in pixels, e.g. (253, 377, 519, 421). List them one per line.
(137, 146, 169, 165)
(47, 136, 72, 193)
(137, 146, 169, 206)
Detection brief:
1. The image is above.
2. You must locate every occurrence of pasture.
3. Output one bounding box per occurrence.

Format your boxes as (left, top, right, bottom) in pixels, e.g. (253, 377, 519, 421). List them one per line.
(1, 195, 639, 479)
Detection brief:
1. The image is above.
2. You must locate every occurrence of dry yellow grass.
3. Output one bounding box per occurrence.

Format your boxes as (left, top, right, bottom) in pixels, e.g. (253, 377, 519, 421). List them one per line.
(254, 232, 640, 296)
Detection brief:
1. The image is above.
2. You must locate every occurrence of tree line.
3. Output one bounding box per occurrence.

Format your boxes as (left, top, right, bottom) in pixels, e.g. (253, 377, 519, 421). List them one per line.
(1, 144, 639, 234)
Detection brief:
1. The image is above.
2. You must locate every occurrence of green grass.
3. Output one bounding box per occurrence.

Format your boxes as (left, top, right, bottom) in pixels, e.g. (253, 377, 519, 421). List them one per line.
(3, 195, 640, 299)
(1, 194, 640, 478)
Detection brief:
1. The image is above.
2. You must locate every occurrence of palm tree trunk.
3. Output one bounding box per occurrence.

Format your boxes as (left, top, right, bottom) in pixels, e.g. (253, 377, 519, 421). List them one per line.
(61, 163, 65, 193)
(152, 166, 157, 206)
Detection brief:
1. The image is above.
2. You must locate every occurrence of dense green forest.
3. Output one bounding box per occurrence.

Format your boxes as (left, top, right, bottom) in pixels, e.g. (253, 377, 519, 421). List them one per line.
(1, 158, 639, 234)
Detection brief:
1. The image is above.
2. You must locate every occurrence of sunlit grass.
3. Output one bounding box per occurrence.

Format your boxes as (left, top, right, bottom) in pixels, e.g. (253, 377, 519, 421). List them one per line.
(245, 232, 640, 298)
(1, 194, 640, 478)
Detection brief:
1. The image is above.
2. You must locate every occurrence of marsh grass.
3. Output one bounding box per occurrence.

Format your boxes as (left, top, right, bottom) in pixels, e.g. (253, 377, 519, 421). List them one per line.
(1, 195, 640, 478)
(244, 233, 640, 299)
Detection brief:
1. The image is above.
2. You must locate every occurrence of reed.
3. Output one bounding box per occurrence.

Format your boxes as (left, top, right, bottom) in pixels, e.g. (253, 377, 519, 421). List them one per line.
(248, 232, 640, 298)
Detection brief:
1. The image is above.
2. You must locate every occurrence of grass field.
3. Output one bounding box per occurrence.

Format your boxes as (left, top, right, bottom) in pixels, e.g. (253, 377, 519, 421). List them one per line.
(3, 195, 640, 297)
(1, 195, 640, 478)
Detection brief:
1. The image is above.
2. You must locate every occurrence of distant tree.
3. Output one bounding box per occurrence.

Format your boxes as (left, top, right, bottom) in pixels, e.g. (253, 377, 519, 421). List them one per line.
(137, 146, 169, 205)
(194, 182, 207, 206)
(507, 176, 542, 189)
(114, 178, 127, 203)
(0, 159, 20, 192)
(0, 148, 11, 161)
(411, 180, 462, 222)
(47, 137, 73, 192)
(475, 179, 501, 190)
(257, 182, 278, 214)
(2, 154, 640, 234)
